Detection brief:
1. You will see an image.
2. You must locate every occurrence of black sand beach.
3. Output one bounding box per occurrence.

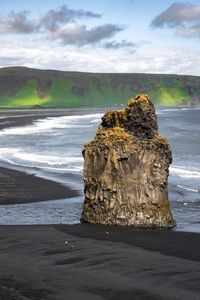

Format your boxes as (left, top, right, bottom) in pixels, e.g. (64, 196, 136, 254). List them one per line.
(0, 225, 200, 300)
(0, 110, 199, 299)
(0, 109, 95, 130)
(0, 109, 88, 205)
(0, 166, 78, 205)
(0, 108, 106, 131)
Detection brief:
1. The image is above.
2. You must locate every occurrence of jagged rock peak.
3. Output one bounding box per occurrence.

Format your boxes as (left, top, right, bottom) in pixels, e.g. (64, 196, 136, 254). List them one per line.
(99, 94, 158, 139)
(81, 94, 176, 228)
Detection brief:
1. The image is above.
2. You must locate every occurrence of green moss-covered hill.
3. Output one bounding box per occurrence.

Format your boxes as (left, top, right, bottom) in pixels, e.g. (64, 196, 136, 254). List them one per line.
(0, 66, 199, 108)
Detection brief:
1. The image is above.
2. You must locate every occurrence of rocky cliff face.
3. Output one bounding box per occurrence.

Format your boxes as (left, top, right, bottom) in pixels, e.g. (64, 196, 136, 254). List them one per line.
(81, 94, 175, 228)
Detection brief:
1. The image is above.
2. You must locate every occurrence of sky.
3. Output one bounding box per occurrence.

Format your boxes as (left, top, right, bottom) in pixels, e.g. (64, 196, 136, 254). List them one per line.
(0, 0, 200, 75)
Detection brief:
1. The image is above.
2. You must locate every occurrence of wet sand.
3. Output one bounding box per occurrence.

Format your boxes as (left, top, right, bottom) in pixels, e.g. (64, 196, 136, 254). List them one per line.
(0, 224, 199, 300)
(0, 110, 199, 299)
(0, 167, 79, 205)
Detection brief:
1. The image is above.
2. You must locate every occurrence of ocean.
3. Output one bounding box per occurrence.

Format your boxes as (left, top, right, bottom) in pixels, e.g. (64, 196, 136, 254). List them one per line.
(0, 107, 199, 232)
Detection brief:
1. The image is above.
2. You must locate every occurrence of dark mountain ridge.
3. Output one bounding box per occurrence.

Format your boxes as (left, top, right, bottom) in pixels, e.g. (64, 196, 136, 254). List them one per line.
(0, 66, 199, 107)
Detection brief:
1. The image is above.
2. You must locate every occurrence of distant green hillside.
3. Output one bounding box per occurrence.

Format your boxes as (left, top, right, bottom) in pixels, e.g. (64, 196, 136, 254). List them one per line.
(0, 66, 199, 108)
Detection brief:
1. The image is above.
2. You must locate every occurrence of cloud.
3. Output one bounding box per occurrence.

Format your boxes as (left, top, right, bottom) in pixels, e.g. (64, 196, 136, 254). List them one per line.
(0, 11, 37, 34)
(39, 5, 101, 32)
(1, 39, 199, 76)
(151, 3, 200, 38)
(0, 5, 101, 34)
(104, 40, 135, 49)
(151, 3, 200, 27)
(0, 6, 126, 46)
(47, 23, 124, 46)
(180, 21, 200, 38)
(0, 55, 27, 66)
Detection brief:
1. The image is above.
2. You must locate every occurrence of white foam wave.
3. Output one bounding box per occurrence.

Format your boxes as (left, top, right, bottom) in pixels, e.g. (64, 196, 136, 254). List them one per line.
(41, 165, 83, 173)
(170, 166, 200, 179)
(13, 152, 83, 166)
(90, 118, 101, 123)
(0, 113, 103, 136)
(0, 147, 83, 172)
(155, 111, 164, 115)
(177, 185, 199, 193)
(160, 108, 188, 112)
(158, 107, 200, 113)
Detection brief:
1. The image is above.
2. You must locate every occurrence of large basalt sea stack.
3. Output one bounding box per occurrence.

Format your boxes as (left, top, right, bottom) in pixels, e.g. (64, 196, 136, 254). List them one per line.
(81, 94, 175, 228)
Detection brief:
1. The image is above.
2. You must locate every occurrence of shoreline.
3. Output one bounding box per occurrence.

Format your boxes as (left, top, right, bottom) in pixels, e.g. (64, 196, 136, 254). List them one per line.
(0, 108, 105, 130)
(0, 166, 79, 205)
(0, 105, 199, 130)
(0, 109, 86, 205)
(0, 110, 199, 299)
(0, 224, 199, 299)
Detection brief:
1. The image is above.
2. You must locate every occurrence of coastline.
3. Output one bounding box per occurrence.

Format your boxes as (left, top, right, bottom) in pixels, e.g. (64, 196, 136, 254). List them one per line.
(0, 110, 199, 299)
(0, 109, 85, 204)
(0, 108, 105, 130)
(0, 166, 79, 205)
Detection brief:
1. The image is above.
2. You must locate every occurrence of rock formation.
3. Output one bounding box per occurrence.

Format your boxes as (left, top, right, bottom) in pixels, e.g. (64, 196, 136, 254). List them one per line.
(81, 94, 176, 228)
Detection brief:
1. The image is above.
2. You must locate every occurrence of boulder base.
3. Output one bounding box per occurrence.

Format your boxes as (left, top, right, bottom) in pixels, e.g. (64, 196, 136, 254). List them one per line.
(81, 94, 175, 228)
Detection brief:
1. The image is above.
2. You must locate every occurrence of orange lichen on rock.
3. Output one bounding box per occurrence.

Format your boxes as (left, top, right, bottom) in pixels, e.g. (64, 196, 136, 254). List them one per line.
(128, 94, 150, 106)
(99, 94, 158, 139)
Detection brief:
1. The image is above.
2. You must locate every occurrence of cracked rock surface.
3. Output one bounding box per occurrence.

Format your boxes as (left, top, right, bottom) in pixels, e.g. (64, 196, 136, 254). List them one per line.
(81, 94, 176, 228)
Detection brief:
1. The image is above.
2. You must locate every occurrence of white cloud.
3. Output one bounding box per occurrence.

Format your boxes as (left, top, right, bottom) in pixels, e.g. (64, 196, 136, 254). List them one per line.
(39, 5, 101, 31)
(0, 6, 125, 47)
(104, 39, 135, 49)
(151, 3, 200, 38)
(0, 5, 101, 35)
(0, 11, 37, 34)
(46, 22, 124, 46)
(0, 40, 199, 76)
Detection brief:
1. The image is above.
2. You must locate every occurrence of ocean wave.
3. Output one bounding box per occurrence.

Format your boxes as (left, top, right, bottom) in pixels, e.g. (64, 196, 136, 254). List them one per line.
(159, 108, 190, 112)
(41, 165, 83, 173)
(0, 113, 103, 136)
(90, 118, 102, 123)
(13, 152, 83, 166)
(177, 185, 199, 193)
(155, 112, 164, 115)
(0, 147, 83, 172)
(1, 149, 199, 178)
(170, 166, 200, 179)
